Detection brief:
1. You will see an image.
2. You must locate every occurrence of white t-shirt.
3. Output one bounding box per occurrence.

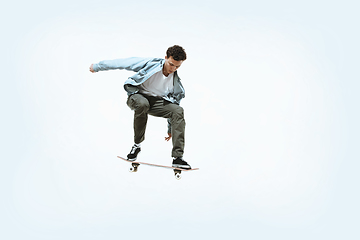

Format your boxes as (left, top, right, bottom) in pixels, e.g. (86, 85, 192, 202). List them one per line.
(139, 70, 174, 97)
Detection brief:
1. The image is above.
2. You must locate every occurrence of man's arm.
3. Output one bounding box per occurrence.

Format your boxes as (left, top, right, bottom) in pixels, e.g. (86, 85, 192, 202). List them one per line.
(89, 64, 95, 73)
(165, 118, 172, 141)
(90, 57, 153, 73)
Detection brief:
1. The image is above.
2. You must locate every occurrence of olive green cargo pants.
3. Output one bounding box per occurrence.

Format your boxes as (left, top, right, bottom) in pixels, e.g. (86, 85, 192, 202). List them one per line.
(126, 93, 185, 158)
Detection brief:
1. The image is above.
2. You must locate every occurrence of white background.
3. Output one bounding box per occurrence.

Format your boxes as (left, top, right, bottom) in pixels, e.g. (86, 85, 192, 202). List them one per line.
(1, 0, 359, 239)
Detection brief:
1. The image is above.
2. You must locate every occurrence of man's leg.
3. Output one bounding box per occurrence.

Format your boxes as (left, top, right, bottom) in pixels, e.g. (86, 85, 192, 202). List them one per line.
(148, 100, 185, 158)
(126, 94, 150, 144)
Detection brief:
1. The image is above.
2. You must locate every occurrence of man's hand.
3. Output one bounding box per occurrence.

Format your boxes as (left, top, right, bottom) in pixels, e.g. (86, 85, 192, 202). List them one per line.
(89, 64, 95, 73)
(165, 133, 172, 141)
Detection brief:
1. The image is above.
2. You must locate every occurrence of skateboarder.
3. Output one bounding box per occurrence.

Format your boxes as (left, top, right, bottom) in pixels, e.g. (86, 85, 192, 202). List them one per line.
(89, 45, 191, 169)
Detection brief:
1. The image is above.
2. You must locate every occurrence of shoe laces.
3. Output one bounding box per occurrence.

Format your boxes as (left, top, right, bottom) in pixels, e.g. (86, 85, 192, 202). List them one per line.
(130, 145, 139, 154)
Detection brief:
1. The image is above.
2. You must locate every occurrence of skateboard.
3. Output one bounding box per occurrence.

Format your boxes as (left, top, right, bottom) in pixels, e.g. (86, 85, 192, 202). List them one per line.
(117, 156, 199, 180)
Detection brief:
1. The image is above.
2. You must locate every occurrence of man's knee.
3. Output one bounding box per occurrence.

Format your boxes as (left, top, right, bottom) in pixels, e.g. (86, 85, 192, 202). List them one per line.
(172, 105, 184, 118)
(127, 94, 150, 111)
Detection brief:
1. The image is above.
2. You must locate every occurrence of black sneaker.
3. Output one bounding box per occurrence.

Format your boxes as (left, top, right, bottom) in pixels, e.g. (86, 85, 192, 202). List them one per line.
(127, 144, 141, 161)
(172, 157, 191, 169)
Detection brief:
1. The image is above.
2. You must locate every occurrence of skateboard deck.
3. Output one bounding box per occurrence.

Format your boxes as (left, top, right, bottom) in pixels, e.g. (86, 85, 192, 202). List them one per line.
(117, 156, 199, 180)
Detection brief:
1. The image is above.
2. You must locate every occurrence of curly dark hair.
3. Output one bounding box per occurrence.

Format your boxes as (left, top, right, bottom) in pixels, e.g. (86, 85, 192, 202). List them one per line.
(166, 45, 187, 61)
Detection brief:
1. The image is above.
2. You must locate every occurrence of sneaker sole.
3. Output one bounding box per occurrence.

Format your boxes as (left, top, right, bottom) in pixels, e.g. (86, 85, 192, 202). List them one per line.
(172, 164, 191, 169)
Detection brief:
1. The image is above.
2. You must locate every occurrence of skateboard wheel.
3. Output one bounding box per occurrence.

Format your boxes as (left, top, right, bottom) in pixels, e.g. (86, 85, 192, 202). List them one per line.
(129, 163, 139, 172)
(175, 173, 181, 180)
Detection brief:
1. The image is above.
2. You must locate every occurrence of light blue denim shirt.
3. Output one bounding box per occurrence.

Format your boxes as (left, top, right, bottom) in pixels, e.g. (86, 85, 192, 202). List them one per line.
(92, 57, 185, 104)
(92, 57, 186, 133)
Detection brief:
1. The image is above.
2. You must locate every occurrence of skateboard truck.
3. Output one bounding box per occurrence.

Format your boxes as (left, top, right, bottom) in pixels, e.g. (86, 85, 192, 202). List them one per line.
(174, 169, 182, 180)
(129, 163, 140, 172)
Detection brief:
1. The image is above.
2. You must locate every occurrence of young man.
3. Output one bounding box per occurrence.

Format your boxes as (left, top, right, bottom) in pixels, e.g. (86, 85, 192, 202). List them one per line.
(89, 45, 191, 169)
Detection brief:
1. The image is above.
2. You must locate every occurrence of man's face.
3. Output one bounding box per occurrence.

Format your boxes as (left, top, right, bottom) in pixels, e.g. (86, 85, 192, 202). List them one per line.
(163, 56, 184, 76)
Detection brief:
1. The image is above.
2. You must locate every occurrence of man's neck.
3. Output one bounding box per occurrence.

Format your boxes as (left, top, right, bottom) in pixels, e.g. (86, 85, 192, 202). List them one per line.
(162, 67, 169, 77)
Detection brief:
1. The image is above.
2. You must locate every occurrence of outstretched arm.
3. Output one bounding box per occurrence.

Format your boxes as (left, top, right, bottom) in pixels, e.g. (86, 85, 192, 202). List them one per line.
(91, 57, 153, 73)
